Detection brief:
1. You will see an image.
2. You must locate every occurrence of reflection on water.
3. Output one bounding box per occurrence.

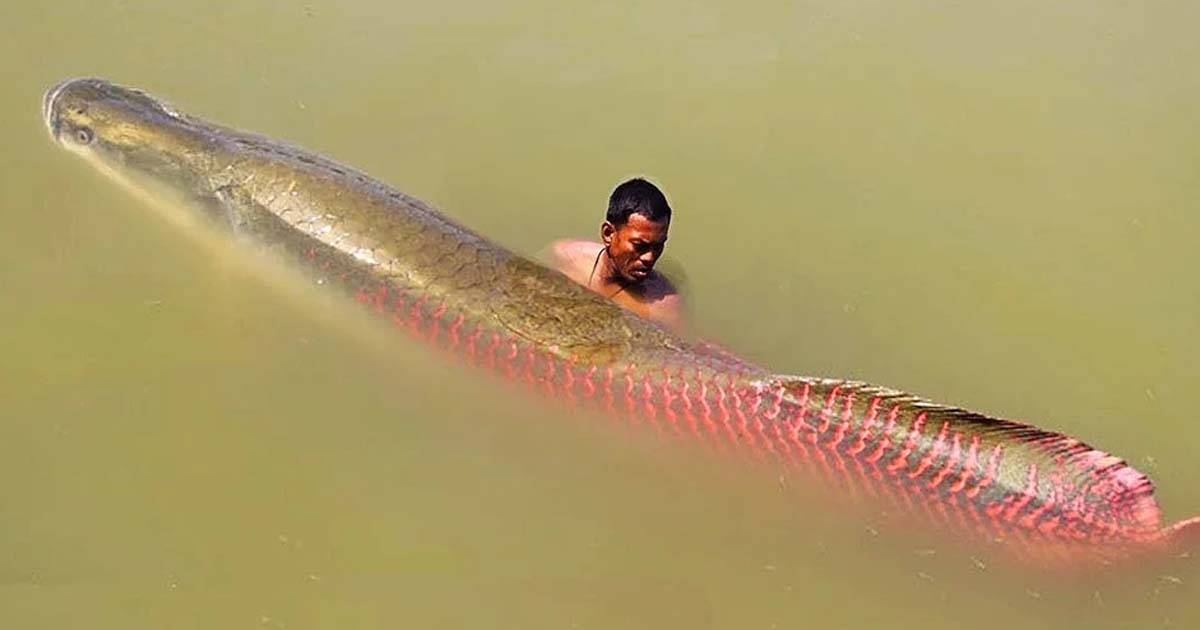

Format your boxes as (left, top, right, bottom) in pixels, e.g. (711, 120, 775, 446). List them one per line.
(3, 0, 1199, 627)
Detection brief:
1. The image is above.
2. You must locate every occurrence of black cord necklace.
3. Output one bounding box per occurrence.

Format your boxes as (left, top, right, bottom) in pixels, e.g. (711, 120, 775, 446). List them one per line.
(588, 246, 627, 300)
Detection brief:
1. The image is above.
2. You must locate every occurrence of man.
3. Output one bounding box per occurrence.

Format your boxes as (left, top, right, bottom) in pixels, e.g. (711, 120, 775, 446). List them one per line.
(545, 178, 683, 329)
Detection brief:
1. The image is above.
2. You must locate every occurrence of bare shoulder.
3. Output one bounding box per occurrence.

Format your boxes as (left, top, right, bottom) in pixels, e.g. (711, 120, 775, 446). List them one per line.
(641, 269, 680, 301)
(543, 238, 602, 284)
(547, 238, 602, 263)
(639, 271, 685, 327)
(646, 282, 685, 329)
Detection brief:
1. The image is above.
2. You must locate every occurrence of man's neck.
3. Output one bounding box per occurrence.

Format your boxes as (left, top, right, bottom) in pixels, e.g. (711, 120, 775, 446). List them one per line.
(592, 246, 634, 293)
(597, 247, 633, 285)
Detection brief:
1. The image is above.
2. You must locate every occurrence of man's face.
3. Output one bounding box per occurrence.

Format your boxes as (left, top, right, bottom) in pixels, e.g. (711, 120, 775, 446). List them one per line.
(601, 213, 670, 284)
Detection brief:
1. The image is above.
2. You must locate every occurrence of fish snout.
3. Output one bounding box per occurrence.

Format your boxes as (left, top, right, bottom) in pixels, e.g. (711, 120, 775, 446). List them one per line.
(42, 77, 101, 140)
(42, 78, 73, 139)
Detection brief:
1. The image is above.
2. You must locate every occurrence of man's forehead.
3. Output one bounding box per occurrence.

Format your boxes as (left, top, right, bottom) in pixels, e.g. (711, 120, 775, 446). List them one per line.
(619, 213, 670, 238)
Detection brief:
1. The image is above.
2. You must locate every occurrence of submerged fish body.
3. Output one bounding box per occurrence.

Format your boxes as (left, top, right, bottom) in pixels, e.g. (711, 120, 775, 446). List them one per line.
(42, 77, 1200, 568)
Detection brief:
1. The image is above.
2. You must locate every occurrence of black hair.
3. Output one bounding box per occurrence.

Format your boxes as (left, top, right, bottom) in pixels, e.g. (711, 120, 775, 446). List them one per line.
(606, 178, 672, 226)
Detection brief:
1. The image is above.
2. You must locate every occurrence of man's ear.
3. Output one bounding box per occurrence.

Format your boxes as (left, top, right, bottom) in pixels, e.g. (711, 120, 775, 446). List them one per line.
(600, 222, 615, 245)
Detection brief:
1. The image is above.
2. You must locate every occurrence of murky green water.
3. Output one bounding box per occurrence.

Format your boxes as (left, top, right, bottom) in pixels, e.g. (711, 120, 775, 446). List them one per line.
(3, 1, 1199, 627)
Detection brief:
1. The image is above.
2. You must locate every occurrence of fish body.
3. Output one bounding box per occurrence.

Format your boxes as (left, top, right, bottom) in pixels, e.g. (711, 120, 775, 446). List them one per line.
(42, 77, 1200, 568)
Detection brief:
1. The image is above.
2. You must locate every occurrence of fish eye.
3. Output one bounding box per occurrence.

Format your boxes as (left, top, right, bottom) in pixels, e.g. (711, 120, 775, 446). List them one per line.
(75, 127, 94, 145)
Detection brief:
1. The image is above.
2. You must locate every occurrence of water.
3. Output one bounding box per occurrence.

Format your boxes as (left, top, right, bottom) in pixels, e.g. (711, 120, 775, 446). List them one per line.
(3, 1, 1199, 627)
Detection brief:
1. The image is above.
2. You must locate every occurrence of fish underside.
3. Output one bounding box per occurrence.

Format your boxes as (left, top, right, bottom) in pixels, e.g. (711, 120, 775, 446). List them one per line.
(42, 78, 1200, 571)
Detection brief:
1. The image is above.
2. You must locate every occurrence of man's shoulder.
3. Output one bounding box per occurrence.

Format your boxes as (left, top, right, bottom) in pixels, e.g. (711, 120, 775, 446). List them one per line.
(642, 272, 684, 328)
(642, 269, 680, 300)
(547, 238, 602, 263)
(543, 238, 601, 284)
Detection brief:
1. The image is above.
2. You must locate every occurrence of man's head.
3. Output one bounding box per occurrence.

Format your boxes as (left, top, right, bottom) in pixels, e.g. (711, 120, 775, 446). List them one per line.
(601, 178, 671, 284)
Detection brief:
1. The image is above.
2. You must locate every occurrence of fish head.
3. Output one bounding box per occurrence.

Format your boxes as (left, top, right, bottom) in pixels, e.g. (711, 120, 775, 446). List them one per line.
(43, 77, 235, 228)
(44, 77, 210, 169)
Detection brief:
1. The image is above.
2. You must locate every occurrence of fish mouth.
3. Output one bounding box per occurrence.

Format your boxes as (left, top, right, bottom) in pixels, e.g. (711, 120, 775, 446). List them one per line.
(42, 77, 88, 140)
